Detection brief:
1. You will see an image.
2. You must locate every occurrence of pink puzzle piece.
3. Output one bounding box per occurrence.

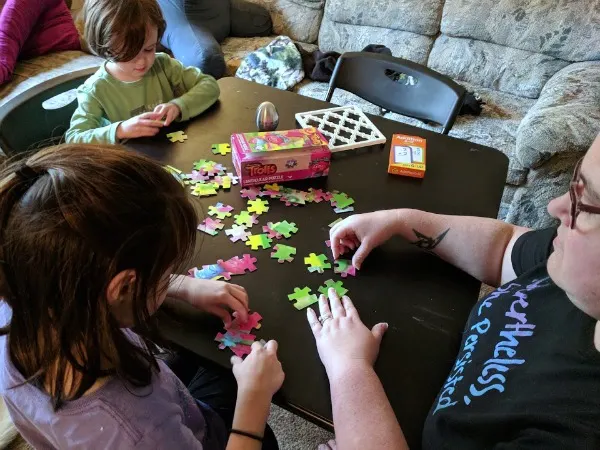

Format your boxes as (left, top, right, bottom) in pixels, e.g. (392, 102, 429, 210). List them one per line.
(263, 222, 283, 239)
(307, 188, 328, 203)
(231, 345, 252, 358)
(217, 254, 258, 275)
(240, 187, 263, 200)
(229, 312, 262, 332)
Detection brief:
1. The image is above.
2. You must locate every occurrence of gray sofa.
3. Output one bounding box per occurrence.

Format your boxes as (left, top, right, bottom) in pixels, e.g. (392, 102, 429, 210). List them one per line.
(223, 0, 600, 227)
(3, 0, 599, 228)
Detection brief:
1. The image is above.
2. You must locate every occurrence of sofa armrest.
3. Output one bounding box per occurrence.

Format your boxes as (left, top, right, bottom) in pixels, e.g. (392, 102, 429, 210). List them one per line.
(516, 61, 600, 169)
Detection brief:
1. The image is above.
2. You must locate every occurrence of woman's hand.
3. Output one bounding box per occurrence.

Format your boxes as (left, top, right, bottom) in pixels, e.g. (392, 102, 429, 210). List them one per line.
(154, 102, 181, 126)
(231, 340, 285, 398)
(116, 112, 164, 139)
(329, 210, 400, 269)
(170, 276, 249, 327)
(307, 289, 387, 379)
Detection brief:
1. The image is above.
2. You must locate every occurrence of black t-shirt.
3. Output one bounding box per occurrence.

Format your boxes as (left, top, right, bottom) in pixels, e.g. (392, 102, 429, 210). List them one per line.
(422, 228, 600, 449)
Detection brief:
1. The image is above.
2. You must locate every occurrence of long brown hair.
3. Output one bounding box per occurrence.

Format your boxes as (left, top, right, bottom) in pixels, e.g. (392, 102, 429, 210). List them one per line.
(84, 0, 166, 62)
(0, 144, 197, 409)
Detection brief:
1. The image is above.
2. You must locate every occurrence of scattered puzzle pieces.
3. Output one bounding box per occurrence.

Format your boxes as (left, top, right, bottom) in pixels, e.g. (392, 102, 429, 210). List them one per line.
(287, 287, 319, 310)
(246, 234, 273, 250)
(263, 222, 283, 239)
(272, 220, 298, 239)
(208, 202, 234, 219)
(211, 143, 231, 156)
(271, 244, 296, 263)
(225, 224, 251, 243)
(240, 187, 262, 200)
(166, 131, 188, 143)
(307, 188, 329, 203)
(318, 279, 348, 297)
(247, 198, 269, 215)
(304, 253, 331, 274)
(262, 183, 282, 198)
(191, 182, 219, 197)
(334, 259, 356, 278)
(234, 210, 259, 227)
(197, 217, 224, 236)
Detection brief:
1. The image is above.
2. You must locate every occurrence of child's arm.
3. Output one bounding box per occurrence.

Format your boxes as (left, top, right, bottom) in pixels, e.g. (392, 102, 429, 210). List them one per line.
(161, 55, 220, 122)
(65, 91, 121, 144)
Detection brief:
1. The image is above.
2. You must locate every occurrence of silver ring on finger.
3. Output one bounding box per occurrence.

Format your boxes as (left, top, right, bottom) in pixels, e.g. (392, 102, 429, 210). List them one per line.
(318, 313, 333, 325)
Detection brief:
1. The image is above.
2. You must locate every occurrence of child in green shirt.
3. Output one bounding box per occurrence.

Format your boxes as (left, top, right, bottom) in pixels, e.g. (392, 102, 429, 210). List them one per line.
(66, 0, 220, 144)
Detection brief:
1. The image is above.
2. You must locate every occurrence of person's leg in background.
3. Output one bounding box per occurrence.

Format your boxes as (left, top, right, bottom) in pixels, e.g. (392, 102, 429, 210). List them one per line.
(157, 0, 227, 78)
(229, 0, 272, 38)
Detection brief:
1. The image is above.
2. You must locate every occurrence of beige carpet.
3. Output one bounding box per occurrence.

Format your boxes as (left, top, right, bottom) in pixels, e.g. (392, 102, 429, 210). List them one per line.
(269, 405, 334, 449)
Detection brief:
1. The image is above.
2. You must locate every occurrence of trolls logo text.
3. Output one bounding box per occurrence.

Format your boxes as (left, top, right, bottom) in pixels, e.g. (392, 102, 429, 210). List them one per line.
(246, 163, 277, 177)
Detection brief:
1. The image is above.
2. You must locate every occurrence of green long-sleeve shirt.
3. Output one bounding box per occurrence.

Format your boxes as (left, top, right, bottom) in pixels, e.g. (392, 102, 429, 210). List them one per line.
(66, 53, 220, 144)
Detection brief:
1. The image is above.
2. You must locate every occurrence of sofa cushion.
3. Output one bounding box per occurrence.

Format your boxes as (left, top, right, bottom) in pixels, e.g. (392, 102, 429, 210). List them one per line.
(242, 0, 325, 44)
(428, 36, 569, 98)
(318, 0, 443, 64)
(516, 61, 600, 170)
(322, 0, 444, 36)
(383, 81, 535, 186)
(441, 0, 600, 62)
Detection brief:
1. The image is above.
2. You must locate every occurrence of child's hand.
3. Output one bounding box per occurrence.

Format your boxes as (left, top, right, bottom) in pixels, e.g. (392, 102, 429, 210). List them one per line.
(153, 103, 181, 126)
(181, 278, 249, 327)
(231, 340, 284, 398)
(116, 112, 164, 139)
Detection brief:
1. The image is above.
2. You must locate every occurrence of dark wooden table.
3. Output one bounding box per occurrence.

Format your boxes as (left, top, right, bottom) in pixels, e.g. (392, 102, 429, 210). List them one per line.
(131, 77, 508, 449)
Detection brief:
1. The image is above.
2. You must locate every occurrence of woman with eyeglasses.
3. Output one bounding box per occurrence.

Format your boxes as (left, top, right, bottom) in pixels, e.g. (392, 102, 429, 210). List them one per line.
(312, 134, 600, 449)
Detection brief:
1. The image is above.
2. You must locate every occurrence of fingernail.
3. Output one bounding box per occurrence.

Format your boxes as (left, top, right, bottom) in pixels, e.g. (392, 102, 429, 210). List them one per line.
(383, 323, 389, 329)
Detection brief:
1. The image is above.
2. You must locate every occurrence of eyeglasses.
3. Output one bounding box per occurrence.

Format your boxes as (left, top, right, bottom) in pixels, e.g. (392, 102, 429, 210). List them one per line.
(569, 158, 600, 229)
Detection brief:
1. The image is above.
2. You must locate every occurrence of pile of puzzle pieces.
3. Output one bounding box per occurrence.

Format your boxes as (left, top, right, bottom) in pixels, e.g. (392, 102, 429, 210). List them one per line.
(215, 311, 262, 357)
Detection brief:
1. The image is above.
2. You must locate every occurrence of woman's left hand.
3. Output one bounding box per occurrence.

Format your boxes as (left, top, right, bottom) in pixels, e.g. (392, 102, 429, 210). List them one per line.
(171, 276, 249, 327)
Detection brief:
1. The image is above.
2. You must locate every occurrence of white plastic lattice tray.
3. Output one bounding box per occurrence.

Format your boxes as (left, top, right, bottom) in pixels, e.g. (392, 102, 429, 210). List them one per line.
(295, 105, 387, 152)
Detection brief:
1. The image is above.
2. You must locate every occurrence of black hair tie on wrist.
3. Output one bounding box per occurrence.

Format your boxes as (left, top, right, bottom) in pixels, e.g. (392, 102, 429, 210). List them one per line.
(230, 429, 264, 443)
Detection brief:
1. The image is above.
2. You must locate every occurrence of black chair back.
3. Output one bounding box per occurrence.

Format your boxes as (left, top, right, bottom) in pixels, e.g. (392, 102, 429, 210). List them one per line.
(0, 67, 98, 155)
(326, 52, 465, 134)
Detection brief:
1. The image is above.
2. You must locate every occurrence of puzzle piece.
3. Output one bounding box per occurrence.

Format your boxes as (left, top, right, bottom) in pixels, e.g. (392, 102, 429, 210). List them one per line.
(262, 183, 282, 198)
(234, 210, 259, 227)
(245, 234, 273, 250)
(331, 191, 355, 209)
(304, 253, 331, 274)
(271, 244, 297, 263)
(318, 279, 348, 297)
(217, 254, 258, 275)
(230, 312, 262, 332)
(186, 170, 210, 183)
(188, 264, 231, 280)
(225, 224, 251, 243)
(166, 131, 188, 143)
(197, 217, 224, 235)
(272, 220, 298, 238)
(215, 330, 256, 356)
(307, 188, 328, 203)
(208, 202, 234, 219)
(334, 206, 355, 214)
(262, 222, 283, 239)
(192, 160, 226, 177)
(334, 259, 356, 278)
(287, 287, 319, 310)
(227, 173, 240, 185)
(329, 218, 343, 228)
(247, 199, 269, 215)
(214, 175, 232, 190)
(211, 143, 231, 156)
(280, 188, 307, 206)
(191, 182, 219, 197)
(325, 240, 331, 248)
(240, 186, 263, 200)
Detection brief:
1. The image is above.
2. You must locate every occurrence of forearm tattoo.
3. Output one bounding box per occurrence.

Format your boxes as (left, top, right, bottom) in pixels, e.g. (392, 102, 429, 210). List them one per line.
(411, 228, 450, 251)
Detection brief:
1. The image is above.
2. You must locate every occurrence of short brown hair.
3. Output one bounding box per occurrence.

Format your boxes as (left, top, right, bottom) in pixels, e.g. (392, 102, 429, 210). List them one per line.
(0, 144, 197, 408)
(83, 0, 166, 62)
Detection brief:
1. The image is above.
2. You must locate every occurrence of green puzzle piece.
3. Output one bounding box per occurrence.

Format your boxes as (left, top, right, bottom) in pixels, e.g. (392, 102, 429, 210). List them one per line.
(318, 279, 348, 297)
(191, 182, 218, 197)
(211, 143, 231, 156)
(331, 192, 355, 209)
(288, 287, 319, 310)
(270, 244, 296, 263)
(247, 198, 269, 215)
(304, 253, 331, 274)
(272, 220, 298, 238)
(245, 234, 273, 250)
(234, 210, 258, 227)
